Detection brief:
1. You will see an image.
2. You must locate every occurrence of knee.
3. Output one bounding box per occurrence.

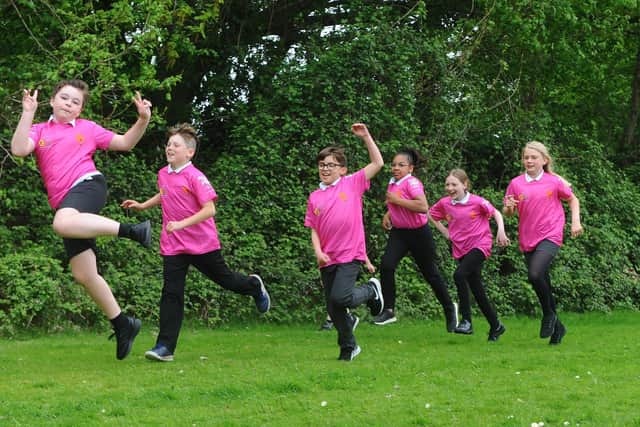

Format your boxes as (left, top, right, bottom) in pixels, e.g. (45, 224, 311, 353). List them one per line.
(453, 269, 468, 285)
(52, 217, 67, 237)
(329, 292, 349, 308)
(72, 268, 97, 286)
(527, 269, 544, 286)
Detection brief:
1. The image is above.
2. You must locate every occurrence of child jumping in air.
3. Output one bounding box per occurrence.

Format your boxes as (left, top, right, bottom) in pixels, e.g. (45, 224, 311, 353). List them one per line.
(304, 123, 384, 361)
(375, 148, 458, 331)
(503, 141, 583, 345)
(429, 169, 510, 341)
(121, 123, 271, 362)
(11, 79, 153, 360)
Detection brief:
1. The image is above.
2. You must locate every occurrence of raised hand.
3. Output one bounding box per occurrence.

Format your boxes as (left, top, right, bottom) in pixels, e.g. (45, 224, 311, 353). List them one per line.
(132, 91, 152, 121)
(22, 89, 39, 113)
(351, 123, 371, 139)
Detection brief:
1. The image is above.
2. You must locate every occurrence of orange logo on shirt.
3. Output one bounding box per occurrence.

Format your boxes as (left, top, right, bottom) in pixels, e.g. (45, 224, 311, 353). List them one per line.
(181, 186, 191, 194)
(470, 210, 478, 220)
(445, 214, 453, 222)
(38, 139, 46, 147)
(314, 207, 321, 216)
(338, 192, 347, 201)
(75, 134, 85, 144)
(518, 194, 525, 201)
(546, 190, 553, 198)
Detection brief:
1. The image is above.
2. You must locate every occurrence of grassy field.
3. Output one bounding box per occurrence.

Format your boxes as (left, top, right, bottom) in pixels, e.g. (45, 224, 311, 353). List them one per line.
(1, 311, 639, 426)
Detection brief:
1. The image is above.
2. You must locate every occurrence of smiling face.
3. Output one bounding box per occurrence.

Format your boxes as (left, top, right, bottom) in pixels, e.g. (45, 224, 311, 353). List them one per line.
(49, 85, 84, 123)
(166, 133, 195, 169)
(390, 154, 414, 181)
(318, 154, 347, 186)
(445, 174, 467, 200)
(522, 147, 548, 177)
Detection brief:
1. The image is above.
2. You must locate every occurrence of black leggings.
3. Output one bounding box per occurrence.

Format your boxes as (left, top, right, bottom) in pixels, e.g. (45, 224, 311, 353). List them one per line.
(524, 240, 560, 317)
(453, 249, 499, 329)
(380, 225, 452, 311)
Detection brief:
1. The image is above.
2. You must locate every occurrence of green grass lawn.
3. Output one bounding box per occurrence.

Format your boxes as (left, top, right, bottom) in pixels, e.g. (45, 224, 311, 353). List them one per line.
(1, 311, 639, 426)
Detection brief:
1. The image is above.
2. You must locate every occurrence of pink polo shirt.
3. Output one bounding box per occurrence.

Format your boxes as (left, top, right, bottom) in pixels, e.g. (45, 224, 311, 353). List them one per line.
(504, 172, 573, 252)
(304, 169, 370, 268)
(29, 119, 115, 209)
(158, 163, 220, 256)
(429, 193, 495, 259)
(386, 175, 428, 229)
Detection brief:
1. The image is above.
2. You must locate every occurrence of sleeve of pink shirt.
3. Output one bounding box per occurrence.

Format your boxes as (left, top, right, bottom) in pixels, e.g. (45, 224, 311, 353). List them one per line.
(555, 176, 574, 200)
(478, 196, 495, 218)
(190, 171, 218, 206)
(428, 197, 447, 221)
(405, 177, 424, 199)
(89, 120, 116, 150)
(304, 196, 316, 229)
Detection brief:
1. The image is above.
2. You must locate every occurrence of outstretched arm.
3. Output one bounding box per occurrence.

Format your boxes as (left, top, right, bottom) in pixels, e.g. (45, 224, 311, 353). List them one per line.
(351, 123, 384, 180)
(429, 215, 450, 240)
(11, 89, 39, 157)
(109, 91, 152, 151)
(121, 193, 162, 211)
(567, 195, 584, 238)
(492, 209, 510, 247)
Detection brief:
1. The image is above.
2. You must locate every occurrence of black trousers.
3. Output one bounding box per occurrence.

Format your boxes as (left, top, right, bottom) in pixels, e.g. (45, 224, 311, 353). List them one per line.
(523, 239, 560, 317)
(321, 261, 373, 351)
(454, 249, 499, 329)
(380, 225, 453, 311)
(158, 250, 258, 352)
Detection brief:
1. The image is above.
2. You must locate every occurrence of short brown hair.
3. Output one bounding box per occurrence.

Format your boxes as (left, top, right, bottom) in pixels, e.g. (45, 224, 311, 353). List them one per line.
(52, 79, 90, 107)
(316, 146, 346, 166)
(168, 123, 199, 150)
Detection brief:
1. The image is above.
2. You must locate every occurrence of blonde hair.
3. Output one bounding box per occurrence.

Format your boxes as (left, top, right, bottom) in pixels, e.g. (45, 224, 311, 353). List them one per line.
(448, 168, 471, 190)
(522, 141, 571, 186)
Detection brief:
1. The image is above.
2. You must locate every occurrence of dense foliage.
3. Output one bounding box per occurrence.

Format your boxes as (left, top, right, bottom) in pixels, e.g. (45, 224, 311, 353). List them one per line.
(1, 0, 639, 334)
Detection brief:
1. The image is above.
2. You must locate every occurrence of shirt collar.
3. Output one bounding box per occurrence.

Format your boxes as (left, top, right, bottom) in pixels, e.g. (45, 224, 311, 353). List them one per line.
(451, 192, 470, 205)
(168, 161, 192, 174)
(525, 170, 544, 182)
(389, 173, 412, 185)
(319, 176, 341, 190)
(48, 115, 76, 127)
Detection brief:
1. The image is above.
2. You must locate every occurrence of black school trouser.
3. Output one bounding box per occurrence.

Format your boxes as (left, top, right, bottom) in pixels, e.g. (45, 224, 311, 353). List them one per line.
(454, 248, 499, 329)
(380, 225, 453, 311)
(523, 239, 560, 317)
(321, 261, 373, 351)
(158, 250, 258, 353)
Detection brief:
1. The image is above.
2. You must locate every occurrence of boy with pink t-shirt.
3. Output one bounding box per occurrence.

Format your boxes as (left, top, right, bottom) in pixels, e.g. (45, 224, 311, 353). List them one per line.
(121, 123, 270, 362)
(430, 169, 510, 341)
(304, 123, 384, 362)
(504, 142, 583, 345)
(11, 79, 153, 360)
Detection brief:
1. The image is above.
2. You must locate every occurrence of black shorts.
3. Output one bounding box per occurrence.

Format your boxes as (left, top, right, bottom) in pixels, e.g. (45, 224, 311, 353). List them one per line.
(57, 174, 108, 259)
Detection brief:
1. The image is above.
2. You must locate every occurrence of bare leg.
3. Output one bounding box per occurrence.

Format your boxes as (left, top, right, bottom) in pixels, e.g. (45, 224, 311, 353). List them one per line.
(53, 208, 120, 239)
(69, 249, 121, 318)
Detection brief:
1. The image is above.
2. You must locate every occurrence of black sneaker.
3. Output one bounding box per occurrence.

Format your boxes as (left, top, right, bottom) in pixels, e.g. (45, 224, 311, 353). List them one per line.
(109, 316, 141, 360)
(366, 278, 384, 317)
(454, 319, 473, 335)
(145, 344, 174, 362)
(337, 345, 361, 361)
(488, 323, 506, 341)
(549, 319, 566, 345)
(540, 313, 557, 338)
(319, 319, 334, 331)
(445, 302, 459, 332)
(130, 220, 152, 248)
(251, 274, 271, 313)
(349, 313, 360, 332)
(372, 309, 397, 325)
